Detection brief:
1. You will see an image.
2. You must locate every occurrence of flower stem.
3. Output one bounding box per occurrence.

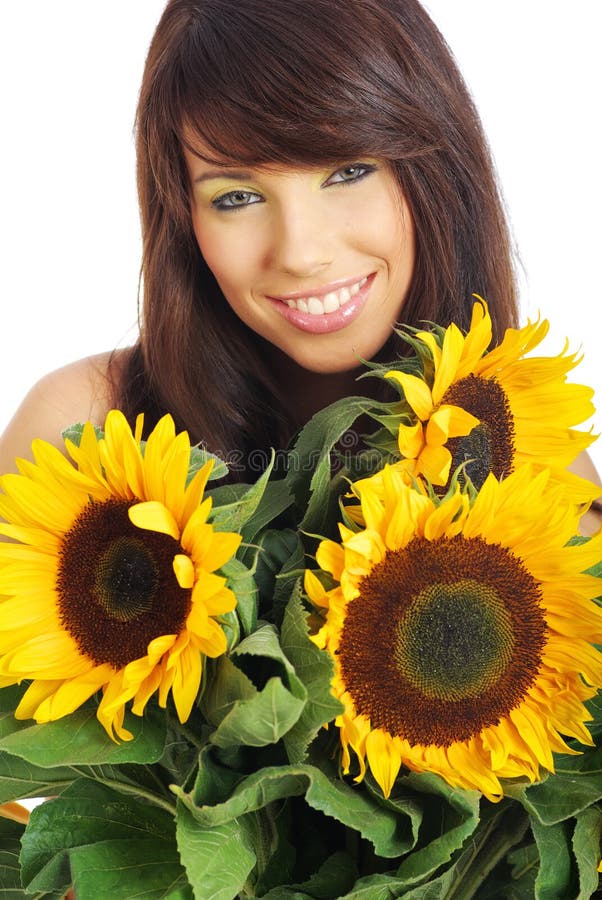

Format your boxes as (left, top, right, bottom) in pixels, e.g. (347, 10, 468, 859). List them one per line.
(446, 804, 530, 900)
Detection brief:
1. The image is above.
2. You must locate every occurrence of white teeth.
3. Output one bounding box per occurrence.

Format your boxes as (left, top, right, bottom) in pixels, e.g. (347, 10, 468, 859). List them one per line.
(282, 276, 368, 315)
(323, 292, 340, 313)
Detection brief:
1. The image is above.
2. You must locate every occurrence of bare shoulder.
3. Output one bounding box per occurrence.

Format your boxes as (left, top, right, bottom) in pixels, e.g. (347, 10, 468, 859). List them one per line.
(569, 451, 602, 536)
(0, 349, 131, 474)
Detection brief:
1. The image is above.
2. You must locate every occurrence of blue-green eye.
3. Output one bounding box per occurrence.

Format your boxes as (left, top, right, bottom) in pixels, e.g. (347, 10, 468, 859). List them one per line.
(212, 190, 263, 211)
(324, 163, 377, 186)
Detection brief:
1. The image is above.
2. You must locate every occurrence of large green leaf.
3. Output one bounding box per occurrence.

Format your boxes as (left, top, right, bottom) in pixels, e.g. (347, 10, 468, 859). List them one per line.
(0, 750, 74, 804)
(572, 806, 602, 899)
(389, 772, 481, 887)
(531, 818, 574, 900)
(209, 677, 304, 749)
(220, 556, 259, 637)
(210, 451, 286, 536)
(176, 802, 256, 900)
(285, 396, 379, 535)
(20, 779, 182, 898)
(175, 761, 421, 860)
(0, 705, 166, 768)
(0, 815, 31, 899)
(503, 842, 540, 899)
(507, 771, 602, 825)
(280, 588, 343, 763)
(69, 839, 192, 899)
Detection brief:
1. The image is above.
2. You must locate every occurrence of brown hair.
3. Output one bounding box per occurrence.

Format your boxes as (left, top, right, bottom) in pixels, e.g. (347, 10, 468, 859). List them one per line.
(119, 0, 518, 466)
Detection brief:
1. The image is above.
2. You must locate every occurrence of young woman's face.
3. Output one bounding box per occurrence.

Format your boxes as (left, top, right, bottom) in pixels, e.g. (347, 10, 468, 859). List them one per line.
(184, 148, 415, 373)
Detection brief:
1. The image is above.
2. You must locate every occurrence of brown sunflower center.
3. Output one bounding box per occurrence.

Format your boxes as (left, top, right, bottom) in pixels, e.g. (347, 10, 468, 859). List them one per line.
(442, 374, 515, 489)
(395, 580, 514, 701)
(338, 535, 546, 747)
(57, 499, 191, 669)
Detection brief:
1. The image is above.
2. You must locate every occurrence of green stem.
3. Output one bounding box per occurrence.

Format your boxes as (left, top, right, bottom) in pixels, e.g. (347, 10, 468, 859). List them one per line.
(447, 805, 530, 900)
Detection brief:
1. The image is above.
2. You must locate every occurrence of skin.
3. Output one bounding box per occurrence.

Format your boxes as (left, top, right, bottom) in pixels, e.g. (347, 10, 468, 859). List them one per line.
(184, 153, 416, 382)
(0, 157, 600, 533)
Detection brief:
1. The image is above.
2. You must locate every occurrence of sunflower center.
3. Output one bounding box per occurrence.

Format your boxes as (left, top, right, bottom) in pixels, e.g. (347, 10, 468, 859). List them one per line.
(442, 374, 515, 489)
(94, 537, 159, 622)
(338, 536, 546, 746)
(395, 580, 514, 701)
(57, 499, 191, 669)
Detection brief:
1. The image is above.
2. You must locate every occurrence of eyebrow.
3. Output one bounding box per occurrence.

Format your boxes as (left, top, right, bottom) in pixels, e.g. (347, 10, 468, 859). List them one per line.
(193, 169, 254, 185)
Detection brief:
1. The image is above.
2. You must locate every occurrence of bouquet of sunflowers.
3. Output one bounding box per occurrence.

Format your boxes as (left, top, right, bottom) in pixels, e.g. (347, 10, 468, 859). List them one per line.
(0, 300, 601, 899)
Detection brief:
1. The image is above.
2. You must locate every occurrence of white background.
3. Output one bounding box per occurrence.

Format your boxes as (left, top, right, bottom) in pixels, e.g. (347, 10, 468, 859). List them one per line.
(1, 1, 600, 473)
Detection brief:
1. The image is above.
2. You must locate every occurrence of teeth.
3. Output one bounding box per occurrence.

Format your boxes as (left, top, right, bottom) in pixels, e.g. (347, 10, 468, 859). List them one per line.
(282, 276, 367, 315)
(322, 292, 340, 313)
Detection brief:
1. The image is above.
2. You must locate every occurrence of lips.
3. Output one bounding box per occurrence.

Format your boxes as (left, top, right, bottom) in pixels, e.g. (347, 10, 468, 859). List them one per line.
(268, 273, 375, 334)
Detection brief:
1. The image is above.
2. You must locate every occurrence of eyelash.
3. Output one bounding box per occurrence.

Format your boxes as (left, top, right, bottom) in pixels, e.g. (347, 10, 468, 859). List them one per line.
(211, 162, 378, 212)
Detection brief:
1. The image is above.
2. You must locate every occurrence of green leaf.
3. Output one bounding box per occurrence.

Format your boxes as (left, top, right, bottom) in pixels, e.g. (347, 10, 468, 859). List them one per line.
(237, 480, 295, 546)
(531, 818, 575, 900)
(507, 771, 602, 825)
(201, 655, 258, 728)
(0, 685, 34, 741)
(285, 395, 376, 534)
(0, 705, 166, 768)
(210, 677, 304, 749)
(176, 761, 419, 860)
(70, 839, 192, 899)
(0, 815, 29, 899)
(187, 443, 228, 482)
(241, 528, 304, 622)
(280, 588, 343, 763)
(210, 451, 281, 535)
(390, 772, 481, 887)
(176, 802, 255, 900)
(573, 806, 602, 899)
(262, 851, 357, 899)
(0, 750, 74, 804)
(20, 779, 181, 897)
(220, 556, 259, 636)
(505, 842, 540, 899)
(61, 422, 103, 445)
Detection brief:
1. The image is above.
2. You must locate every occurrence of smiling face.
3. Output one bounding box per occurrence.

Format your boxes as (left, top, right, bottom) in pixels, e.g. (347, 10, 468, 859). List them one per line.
(183, 148, 415, 374)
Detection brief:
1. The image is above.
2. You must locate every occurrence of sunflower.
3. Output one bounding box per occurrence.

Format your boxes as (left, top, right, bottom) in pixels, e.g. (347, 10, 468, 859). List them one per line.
(0, 411, 241, 740)
(305, 464, 602, 801)
(385, 300, 598, 499)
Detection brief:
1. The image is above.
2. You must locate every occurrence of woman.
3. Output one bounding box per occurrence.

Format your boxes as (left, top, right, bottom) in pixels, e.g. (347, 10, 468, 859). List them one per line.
(0, 0, 600, 529)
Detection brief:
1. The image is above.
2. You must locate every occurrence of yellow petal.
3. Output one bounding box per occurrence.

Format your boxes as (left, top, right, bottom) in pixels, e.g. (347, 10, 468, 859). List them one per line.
(386, 372, 434, 419)
(173, 554, 195, 589)
(365, 729, 402, 798)
(170, 643, 202, 723)
(397, 422, 425, 460)
(128, 500, 180, 540)
(426, 405, 479, 445)
(431, 323, 465, 404)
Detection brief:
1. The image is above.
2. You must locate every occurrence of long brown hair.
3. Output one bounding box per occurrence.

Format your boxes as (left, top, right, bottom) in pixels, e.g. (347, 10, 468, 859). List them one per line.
(119, 0, 518, 465)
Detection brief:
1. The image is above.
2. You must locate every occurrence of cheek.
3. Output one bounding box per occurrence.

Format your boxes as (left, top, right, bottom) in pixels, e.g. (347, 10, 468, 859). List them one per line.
(191, 212, 267, 304)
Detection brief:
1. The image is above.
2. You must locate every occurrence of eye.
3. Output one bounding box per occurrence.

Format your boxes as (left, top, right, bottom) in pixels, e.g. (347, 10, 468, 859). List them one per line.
(324, 162, 377, 187)
(211, 189, 263, 211)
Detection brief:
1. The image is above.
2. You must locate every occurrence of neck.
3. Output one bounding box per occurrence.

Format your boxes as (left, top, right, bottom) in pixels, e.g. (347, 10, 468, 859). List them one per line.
(268, 350, 369, 429)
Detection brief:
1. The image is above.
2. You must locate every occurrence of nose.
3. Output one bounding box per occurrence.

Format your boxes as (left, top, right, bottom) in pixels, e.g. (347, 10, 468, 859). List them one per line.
(269, 198, 334, 278)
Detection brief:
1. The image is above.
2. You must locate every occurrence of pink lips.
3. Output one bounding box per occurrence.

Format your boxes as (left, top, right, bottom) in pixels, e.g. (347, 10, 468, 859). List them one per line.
(268, 274, 375, 334)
